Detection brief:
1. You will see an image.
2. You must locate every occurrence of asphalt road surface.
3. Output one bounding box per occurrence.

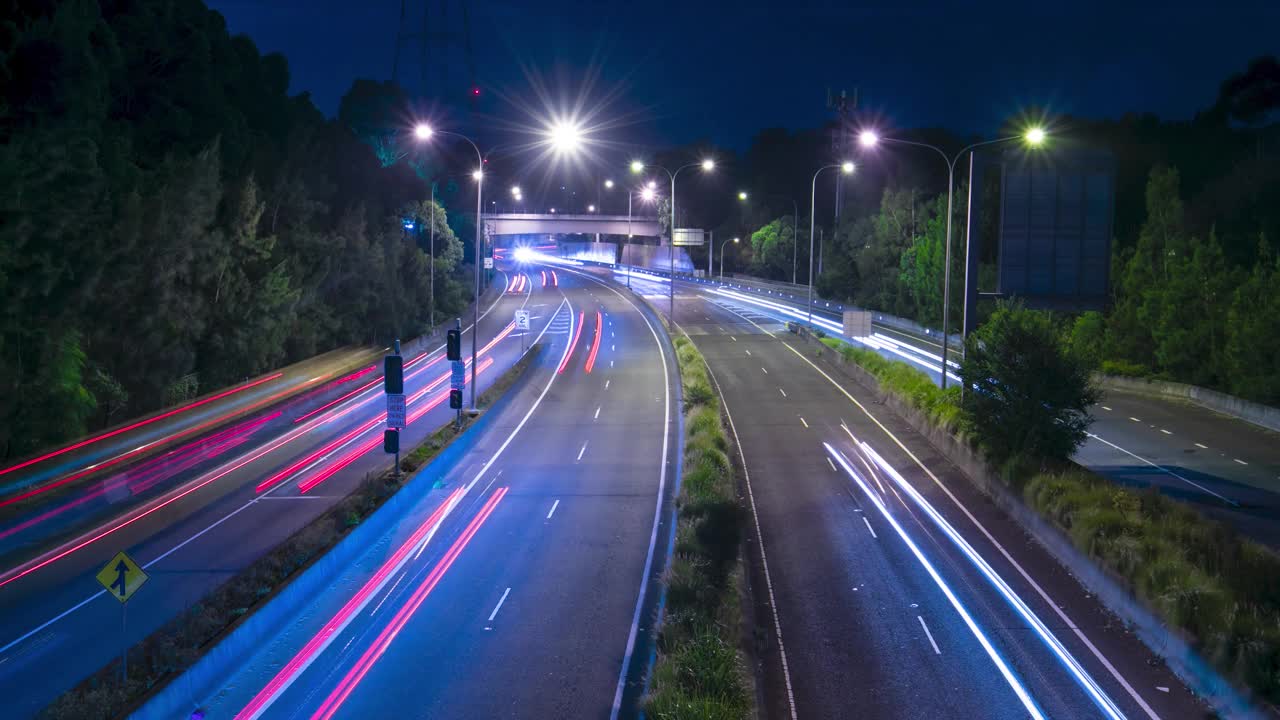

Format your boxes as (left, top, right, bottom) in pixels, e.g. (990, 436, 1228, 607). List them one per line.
(657, 270, 1280, 550)
(621, 269, 1210, 720)
(0, 271, 573, 716)
(167, 265, 680, 720)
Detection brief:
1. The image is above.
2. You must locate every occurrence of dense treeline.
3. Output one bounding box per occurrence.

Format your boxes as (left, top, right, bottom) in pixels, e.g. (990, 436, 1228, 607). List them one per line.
(732, 56, 1280, 404)
(0, 1, 468, 459)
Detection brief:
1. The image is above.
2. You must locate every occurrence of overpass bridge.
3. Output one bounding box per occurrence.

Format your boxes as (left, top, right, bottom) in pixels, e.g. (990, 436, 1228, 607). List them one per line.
(482, 213, 662, 238)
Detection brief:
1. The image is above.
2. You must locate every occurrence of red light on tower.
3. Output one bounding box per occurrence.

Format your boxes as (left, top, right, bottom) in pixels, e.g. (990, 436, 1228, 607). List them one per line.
(472, 87, 480, 96)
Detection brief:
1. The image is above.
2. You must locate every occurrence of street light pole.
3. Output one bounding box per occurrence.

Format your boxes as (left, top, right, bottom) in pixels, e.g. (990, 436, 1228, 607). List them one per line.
(808, 162, 853, 329)
(859, 131, 1043, 388)
(719, 236, 738, 278)
(429, 181, 437, 334)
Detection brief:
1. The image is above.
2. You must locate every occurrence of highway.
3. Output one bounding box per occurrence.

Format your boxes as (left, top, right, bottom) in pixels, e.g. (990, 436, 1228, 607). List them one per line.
(656, 270, 1280, 550)
(160, 265, 679, 719)
(618, 270, 1208, 719)
(0, 272, 569, 716)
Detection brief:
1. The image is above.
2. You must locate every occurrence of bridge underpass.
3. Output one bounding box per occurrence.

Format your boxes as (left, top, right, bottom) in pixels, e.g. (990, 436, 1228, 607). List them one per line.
(483, 213, 697, 272)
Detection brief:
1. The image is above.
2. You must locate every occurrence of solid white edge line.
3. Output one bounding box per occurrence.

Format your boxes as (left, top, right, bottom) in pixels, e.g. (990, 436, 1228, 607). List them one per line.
(783, 342, 1161, 720)
(241, 293, 567, 720)
(557, 268, 672, 720)
(1088, 432, 1236, 506)
(705, 360, 799, 720)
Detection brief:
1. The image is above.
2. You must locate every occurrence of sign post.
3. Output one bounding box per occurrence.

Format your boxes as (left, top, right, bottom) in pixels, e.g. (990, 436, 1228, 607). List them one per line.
(448, 320, 464, 429)
(515, 309, 530, 354)
(384, 339, 405, 477)
(96, 550, 148, 682)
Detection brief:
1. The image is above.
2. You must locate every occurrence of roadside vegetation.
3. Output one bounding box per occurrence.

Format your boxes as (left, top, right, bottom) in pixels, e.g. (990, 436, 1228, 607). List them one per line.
(645, 333, 751, 719)
(40, 346, 543, 720)
(812, 302, 1280, 705)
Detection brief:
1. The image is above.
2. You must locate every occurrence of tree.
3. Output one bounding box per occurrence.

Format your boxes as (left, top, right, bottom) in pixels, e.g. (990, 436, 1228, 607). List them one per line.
(747, 216, 796, 280)
(961, 302, 1101, 463)
(1223, 239, 1280, 403)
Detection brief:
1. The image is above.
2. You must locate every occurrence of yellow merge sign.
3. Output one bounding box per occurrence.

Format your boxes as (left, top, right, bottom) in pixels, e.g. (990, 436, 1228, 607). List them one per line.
(96, 551, 148, 603)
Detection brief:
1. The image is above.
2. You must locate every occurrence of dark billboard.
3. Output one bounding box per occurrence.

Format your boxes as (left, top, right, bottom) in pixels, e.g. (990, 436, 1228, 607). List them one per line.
(997, 148, 1115, 310)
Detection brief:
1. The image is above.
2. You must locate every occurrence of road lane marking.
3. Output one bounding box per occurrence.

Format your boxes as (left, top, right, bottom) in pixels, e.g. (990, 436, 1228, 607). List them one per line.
(828, 446, 1046, 719)
(862, 516, 877, 538)
(605, 380, 611, 390)
(547, 499, 560, 519)
(487, 587, 512, 623)
(827, 457, 837, 472)
(1088, 432, 1237, 506)
(918, 616, 941, 655)
(702, 365, 798, 720)
(1160, 429, 1172, 435)
(1101, 406, 1112, 411)
(778, 388, 787, 397)
(745, 349, 752, 356)
(730, 336, 737, 341)
(800, 417, 809, 428)
(1195, 442, 1208, 449)
(595, 406, 602, 420)
(577, 442, 588, 461)
(1234, 458, 1249, 466)
(762, 367, 768, 374)
(560, 271, 674, 720)
(370, 571, 407, 617)
(1130, 417, 1141, 423)
(784, 343, 1160, 720)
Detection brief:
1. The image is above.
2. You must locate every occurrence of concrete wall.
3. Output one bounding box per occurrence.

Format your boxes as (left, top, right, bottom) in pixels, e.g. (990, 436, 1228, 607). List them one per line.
(1097, 375, 1280, 434)
(796, 328, 1266, 719)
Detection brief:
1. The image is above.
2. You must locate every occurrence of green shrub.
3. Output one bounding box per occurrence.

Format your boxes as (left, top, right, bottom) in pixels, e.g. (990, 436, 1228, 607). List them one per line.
(960, 301, 1101, 463)
(1100, 359, 1149, 377)
(647, 329, 750, 717)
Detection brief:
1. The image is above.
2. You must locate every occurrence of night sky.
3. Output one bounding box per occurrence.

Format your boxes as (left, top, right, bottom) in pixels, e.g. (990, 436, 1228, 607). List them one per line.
(209, 0, 1279, 149)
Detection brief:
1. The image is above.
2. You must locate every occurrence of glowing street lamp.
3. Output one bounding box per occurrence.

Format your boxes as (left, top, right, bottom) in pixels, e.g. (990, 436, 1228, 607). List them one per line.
(631, 158, 715, 320)
(717, 235, 740, 278)
(808, 162, 854, 328)
(604, 179, 615, 189)
(857, 125, 1048, 388)
(737, 191, 748, 201)
(416, 124, 486, 411)
(587, 204, 596, 213)
(511, 185, 521, 197)
(548, 121, 584, 154)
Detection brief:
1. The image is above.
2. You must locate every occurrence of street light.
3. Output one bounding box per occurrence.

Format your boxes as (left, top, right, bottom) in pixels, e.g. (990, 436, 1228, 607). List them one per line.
(587, 204, 596, 213)
(738, 191, 748, 200)
(604, 179, 615, 189)
(858, 126, 1047, 388)
(511, 185, 521, 196)
(739, 190, 800, 283)
(631, 158, 716, 321)
(809, 162, 854, 329)
(718, 235, 739, 278)
(415, 124, 485, 412)
(548, 121, 584, 154)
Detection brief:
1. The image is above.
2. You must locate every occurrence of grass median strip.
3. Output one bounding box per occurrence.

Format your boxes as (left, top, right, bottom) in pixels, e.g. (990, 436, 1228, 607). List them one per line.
(40, 344, 544, 720)
(644, 332, 752, 720)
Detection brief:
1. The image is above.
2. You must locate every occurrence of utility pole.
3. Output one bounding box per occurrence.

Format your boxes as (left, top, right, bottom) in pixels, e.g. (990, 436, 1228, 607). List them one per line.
(826, 87, 857, 224)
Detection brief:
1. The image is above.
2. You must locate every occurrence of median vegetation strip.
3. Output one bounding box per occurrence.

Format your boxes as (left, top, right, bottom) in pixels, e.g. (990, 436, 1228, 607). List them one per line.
(644, 333, 752, 720)
(813, 302, 1280, 707)
(41, 345, 544, 720)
